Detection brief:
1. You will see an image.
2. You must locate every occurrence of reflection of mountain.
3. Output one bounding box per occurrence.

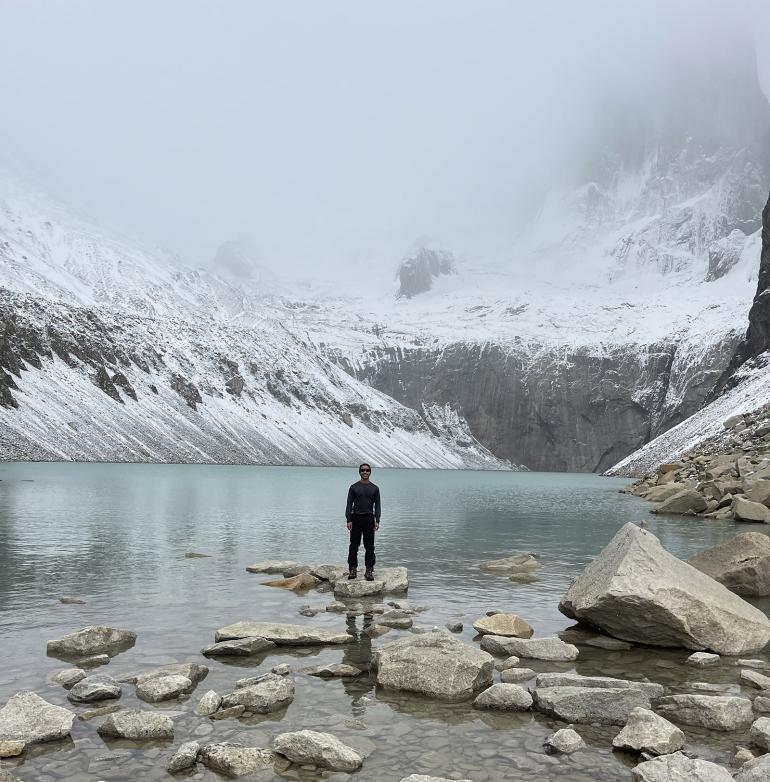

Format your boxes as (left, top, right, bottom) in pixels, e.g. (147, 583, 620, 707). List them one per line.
(1, 46, 769, 471)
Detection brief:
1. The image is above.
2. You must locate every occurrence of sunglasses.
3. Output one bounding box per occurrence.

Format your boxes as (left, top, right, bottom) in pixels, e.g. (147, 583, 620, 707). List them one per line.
(360, 469, 371, 473)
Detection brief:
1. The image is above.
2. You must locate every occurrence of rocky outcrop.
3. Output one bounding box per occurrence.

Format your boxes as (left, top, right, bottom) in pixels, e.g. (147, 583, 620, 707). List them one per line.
(396, 247, 456, 299)
(559, 523, 770, 654)
(688, 533, 770, 596)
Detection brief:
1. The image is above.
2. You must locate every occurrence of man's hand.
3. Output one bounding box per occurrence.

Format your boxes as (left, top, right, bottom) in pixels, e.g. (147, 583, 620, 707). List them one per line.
(374, 522, 380, 532)
(346, 521, 352, 531)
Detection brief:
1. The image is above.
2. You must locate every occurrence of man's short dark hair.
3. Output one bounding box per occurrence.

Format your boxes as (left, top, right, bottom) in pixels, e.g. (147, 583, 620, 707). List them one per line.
(359, 463, 371, 472)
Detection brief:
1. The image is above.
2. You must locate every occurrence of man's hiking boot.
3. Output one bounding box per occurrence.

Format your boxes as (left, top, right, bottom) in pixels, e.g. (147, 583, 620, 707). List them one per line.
(365, 568, 374, 581)
(347, 568, 357, 580)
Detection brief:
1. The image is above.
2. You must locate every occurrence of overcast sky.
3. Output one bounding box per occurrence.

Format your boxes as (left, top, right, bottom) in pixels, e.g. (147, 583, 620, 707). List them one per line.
(1, 0, 769, 280)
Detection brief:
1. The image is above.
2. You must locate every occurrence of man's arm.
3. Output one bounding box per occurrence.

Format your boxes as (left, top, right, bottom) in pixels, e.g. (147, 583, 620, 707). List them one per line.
(345, 485, 354, 525)
(374, 486, 381, 524)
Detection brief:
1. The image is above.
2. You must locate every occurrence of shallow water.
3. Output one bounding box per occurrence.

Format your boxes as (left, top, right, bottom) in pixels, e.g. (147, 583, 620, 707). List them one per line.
(0, 463, 768, 781)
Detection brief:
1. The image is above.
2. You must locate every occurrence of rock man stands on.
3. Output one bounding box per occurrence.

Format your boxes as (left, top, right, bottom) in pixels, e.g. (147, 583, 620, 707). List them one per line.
(345, 463, 380, 581)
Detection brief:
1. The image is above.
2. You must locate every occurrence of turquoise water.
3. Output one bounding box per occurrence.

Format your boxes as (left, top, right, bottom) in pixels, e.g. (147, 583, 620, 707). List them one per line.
(0, 463, 767, 781)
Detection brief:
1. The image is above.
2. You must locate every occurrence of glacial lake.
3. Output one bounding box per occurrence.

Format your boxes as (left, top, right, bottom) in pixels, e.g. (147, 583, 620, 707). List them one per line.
(1, 463, 769, 781)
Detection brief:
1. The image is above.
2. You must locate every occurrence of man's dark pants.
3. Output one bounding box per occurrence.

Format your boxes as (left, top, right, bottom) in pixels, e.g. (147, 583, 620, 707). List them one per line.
(348, 513, 376, 569)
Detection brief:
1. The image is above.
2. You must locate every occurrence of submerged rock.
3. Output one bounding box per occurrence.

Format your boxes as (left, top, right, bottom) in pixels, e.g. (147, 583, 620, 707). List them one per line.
(611, 707, 685, 755)
(686, 652, 720, 666)
(374, 632, 494, 701)
(480, 635, 578, 661)
(260, 573, 320, 591)
(534, 673, 664, 698)
(47, 626, 137, 658)
(559, 523, 770, 655)
(656, 694, 754, 731)
(688, 533, 770, 596)
(215, 621, 353, 645)
(472, 613, 533, 638)
(544, 728, 585, 754)
(500, 667, 535, 683)
(479, 553, 540, 574)
(96, 709, 174, 740)
(50, 668, 86, 688)
(532, 686, 650, 726)
(631, 751, 733, 781)
(273, 730, 363, 772)
(0, 692, 75, 744)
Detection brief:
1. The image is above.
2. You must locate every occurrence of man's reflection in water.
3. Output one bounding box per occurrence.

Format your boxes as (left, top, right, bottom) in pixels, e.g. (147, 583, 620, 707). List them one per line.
(342, 612, 375, 709)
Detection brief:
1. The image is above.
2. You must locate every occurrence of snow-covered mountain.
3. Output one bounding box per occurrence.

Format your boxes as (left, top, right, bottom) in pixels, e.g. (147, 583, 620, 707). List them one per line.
(1, 45, 768, 471)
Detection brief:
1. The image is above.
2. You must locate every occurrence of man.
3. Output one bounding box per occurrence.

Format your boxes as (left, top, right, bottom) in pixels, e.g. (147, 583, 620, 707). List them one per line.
(345, 463, 380, 581)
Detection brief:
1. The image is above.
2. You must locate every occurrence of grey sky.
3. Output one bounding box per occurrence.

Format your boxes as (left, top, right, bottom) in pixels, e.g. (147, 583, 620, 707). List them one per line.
(1, 0, 768, 281)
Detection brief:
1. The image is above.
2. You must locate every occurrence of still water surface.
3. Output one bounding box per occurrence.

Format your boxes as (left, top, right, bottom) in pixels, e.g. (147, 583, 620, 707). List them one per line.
(0, 464, 768, 781)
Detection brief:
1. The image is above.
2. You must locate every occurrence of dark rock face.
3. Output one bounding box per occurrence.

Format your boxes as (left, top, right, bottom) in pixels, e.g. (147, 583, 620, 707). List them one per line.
(170, 374, 203, 410)
(396, 248, 455, 299)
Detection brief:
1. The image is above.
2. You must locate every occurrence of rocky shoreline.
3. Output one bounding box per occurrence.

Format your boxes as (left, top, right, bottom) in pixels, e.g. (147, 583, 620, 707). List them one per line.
(2, 527, 770, 781)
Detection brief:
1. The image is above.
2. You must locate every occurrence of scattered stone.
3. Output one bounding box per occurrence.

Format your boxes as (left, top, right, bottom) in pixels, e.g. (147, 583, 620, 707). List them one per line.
(245, 560, 302, 574)
(734, 497, 770, 523)
(215, 621, 353, 645)
(0, 692, 75, 744)
(282, 563, 313, 576)
(656, 695, 754, 731)
(135, 663, 208, 686)
(494, 656, 520, 671)
(77, 703, 123, 721)
(303, 664, 363, 678)
(750, 716, 770, 750)
(631, 751, 733, 781)
(260, 573, 320, 591)
(209, 705, 246, 721)
(400, 778, 472, 782)
(311, 564, 348, 582)
(195, 690, 222, 716)
(741, 669, 770, 690)
(544, 728, 585, 754)
(199, 742, 274, 776)
(136, 674, 192, 703)
(272, 664, 291, 676)
(500, 667, 535, 683)
(78, 653, 110, 668)
(220, 674, 295, 713)
(472, 683, 532, 711)
(96, 709, 174, 740)
(333, 579, 385, 598)
(480, 635, 578, 661)
(479, 553, 540, 574)
(184, 552, 210, 558)
(377, 611, 413, 629)
(736, 754, 770, 781)
(374, 632, 494, 701)
(273, 730, 363, 772)
(687, 652, 720, 666)
(559, 523, 770, 655)
(67, 674, 122, 703)
(0, 740, 25, 758)
(612, 707, 685, 755)
(201, 637, 276, 657)
(445, 620, 463, 633)
(472, 613, 533, 638)
(50, 668, 86, 688)
(689, 533, 770, 597)
(533, 686, 650, 726)
(167, 740, 200, 772)
(652, 489, 707, 515)
(325, 602, 347, 613)
(59, 596, 86, 604)
(46, 626, 137, 658)
(534, 673, 664, 698)
(754, 695, 770, 713)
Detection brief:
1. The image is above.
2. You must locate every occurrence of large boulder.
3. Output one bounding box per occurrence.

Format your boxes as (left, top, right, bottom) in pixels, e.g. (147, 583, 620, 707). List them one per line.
(96, 709, 174, 740)
(534, 673, 664, 699)
(480, 635, 578, 661)
(214, 621, 352, 645)
(655, 695, 754, 731)
(651, 489, 707, 515)
(689, 533, 770, 597)
(220, 674, 294, 713)
(199, 742, 275, 776)
(611, 707, 685, 755)
(472, 614, 533, 638)
(631, 751, 733, 781)
(373, 632, 493, 702)
(644, 483, 690, 502)
(0, 692, 75, 744)
(46, 626, 136, 658)
(273, 730, 363, 772)
(734, 497, 770, 523)
(559, 523, 770, 654)
(532, 686, 650, 726)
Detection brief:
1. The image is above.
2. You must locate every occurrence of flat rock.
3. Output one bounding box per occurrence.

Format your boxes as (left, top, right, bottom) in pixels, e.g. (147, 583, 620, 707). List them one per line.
(480, 635, 578, 661)
(377, 566, 409, 593)
(559, 523, 770, 655)
(480, 553, 540, 574)
(96, 709, 174, 740)
(59, 596, 87, 604)
(50, 668, 86, 688)
(303, 664, 363, 678)
(215, 621, 353, 645)
(612, 707, 685, 755)
(632, 751, 733, 781)
(689, 533, 770, 596)
(199, 742, 274, 777)
(472, 683, 532, 710)
(333, 580, 385, 598)
(246, 560, 302, 574)
(0, 692, 75, 743)
(472, 613, 533, 638)
(734, 497, 770, 523)
(260, 573, 320, 591)
(534, 673, 664, 698)
(67, 674, 122, 703)
(544, 728, 585, 754)
(656, 694, 754, 731)
(135, 663, 208, 685)
(500, 667, 535, 683)
(741, 669, 770, 690)
(195, 690, 222, 716)
(202, 637, 276, 657)
(136, 674, 192, 703)
(47, 626, 137, 658)
(532, 686, 650, 726)
(750, 716, 770, 750)
(377, 612, 413, 629)
(399, 778, 472, 782)
(167, 740, 200, 772)
(221, 674, 295, 713)
(736, 754, 770, 781)
(687, 652, 720, 666)
(273, 730, 363, 772)
(374, 632, 494, 702)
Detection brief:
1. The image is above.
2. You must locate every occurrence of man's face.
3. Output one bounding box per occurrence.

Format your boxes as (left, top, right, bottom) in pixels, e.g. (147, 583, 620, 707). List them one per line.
(359, 466, 371, 481)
